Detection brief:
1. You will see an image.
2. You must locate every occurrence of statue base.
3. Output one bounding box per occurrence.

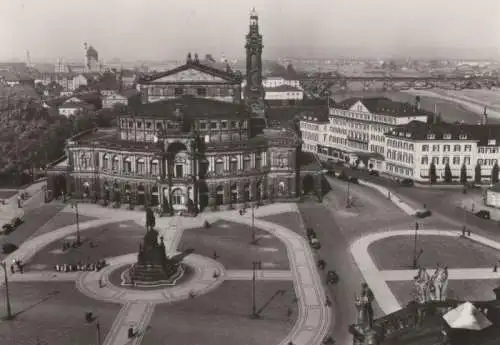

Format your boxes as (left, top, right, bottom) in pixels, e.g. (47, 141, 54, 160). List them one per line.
(122, 263, 185, 288)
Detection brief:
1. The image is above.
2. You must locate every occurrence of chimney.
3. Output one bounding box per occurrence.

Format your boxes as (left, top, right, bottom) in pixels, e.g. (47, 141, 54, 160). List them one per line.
(194, 53, 199, 64)
(416, 95, 421, 111)
(187, 52, 192, 64)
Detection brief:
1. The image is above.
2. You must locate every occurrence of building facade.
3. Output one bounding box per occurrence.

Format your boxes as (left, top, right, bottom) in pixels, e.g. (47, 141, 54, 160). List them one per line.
(46, 9, 302, 212)
(300, 96, 500, 184)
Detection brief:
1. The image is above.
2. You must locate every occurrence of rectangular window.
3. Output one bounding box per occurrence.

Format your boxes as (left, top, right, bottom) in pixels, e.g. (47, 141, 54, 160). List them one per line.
(453, 145, 461, 152)
(200, 122, 207, 130)
(422, 145, 429, 152)
(453, 156, 460, 165)
(442, 157, 449, 165)
(210, 122, 217, 129)
(175, 164, 183, 178)
(196, 87, 207, 96)
(464, 145, 472, 152)
(432, 145, 439, 152)
(221, 121, 228, 129)
(464, 157, 471, 165)
(421, 156, 428, 165)
(443, 145, 450, 152)
(174, 87, 184, 96)
(229, 160, 237, 172)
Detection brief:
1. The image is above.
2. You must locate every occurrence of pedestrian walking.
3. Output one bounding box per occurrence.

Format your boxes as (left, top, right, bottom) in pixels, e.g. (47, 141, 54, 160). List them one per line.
(494, 264, 498, 273)
(462, 226, 466, 237)
(287, 307, 293, 318)
(325, 296, 331, 307)
(10, 265, 14, 274)
(468, 230, 471, 236)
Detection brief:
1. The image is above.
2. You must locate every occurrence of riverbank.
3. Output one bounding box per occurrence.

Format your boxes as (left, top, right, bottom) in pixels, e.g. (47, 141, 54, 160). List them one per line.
(402, 89, 500, 121)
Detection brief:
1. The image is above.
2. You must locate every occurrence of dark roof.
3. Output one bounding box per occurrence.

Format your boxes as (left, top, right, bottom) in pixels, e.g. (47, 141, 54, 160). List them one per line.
(118, 89, 139, 98)
(139, 60, 243, 84)
(97, 74, 120, 90)
(266, 103, 328, 128)
(387, 120, 500, 145)
(128, 96, 249, 119)
(334, 97, 434, 117)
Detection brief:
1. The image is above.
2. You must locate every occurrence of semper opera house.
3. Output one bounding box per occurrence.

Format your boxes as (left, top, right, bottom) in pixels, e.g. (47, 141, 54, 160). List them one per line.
(46, 9, 303, 213)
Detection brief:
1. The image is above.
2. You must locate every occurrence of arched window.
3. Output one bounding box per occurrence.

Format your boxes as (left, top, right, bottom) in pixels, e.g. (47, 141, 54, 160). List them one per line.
(230, 184, 238, 203)
(124, 157, 132, 173)
(278, 181, 286, 193)
(112, 155, 119, 171)
(229, 157, 238, 172)
(137, 158, 145, 175)
(243, 156, 251, 171)
(79, 154, 87, 169)
(102, 154, 109, 170)
(215, 158, 224, 175)
(199, 159, 209, 177)
(172, 189, 183, 205)
(151, 159, 159, 176)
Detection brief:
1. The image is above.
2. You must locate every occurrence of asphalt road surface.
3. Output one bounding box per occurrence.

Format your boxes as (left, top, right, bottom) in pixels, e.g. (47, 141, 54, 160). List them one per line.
(332, 166, 500, 242)
(297, 202, 381, 345)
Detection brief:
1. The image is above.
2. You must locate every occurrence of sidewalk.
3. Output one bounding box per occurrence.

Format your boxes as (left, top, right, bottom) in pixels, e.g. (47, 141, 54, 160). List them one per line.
(358, 180, 418, 216)
(0, 180, 47, 226)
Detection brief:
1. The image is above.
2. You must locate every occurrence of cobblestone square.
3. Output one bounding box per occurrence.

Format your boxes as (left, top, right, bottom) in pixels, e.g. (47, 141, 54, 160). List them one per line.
(179, 219, 290, 270)
(26, 220, 145, 270)
(0, 282, 121, 345)
(368, 235, 500, 270)
(142, 280, 297, 345)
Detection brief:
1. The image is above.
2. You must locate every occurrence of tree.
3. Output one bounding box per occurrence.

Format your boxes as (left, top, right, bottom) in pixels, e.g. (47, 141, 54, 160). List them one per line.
(492, 162, 500, 184)
(460, 163, 467, 185)
(429, 162, 437, 184)
(444, 163, 452, 183)
(474, 163, 482, 184)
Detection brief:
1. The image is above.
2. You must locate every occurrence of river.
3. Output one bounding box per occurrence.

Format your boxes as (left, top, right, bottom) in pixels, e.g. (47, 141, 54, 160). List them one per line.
(330, 90, 500, 125)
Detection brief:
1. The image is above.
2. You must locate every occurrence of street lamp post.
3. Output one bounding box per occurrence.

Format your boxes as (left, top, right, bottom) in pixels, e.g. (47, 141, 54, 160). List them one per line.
(71, 201, 81, 246)
(96, 321, 102, 345)
(0, 262, 13, 320)
(346, 179, 351, 208)
(250, 205, 256, 245)
(412, 222, 419, 269)
(251, 260, 262, 318)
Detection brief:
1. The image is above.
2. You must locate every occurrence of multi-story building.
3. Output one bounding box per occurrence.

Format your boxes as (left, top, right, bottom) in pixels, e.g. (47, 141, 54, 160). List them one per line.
(264, 85, 304, 101)
(46, 9, 302, 212)
(301, 97, 431, 163)
(385, 121, 500, 183)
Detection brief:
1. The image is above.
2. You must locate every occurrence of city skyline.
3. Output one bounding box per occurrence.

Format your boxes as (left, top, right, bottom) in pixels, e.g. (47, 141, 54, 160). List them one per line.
(1, 0, 500, 62)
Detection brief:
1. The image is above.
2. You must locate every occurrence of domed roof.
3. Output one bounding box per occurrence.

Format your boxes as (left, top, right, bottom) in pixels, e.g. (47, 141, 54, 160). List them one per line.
(86, 45, 98, 59)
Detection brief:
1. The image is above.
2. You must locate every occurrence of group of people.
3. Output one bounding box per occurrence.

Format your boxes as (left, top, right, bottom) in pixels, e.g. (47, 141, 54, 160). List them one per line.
(54, 260, 107, 272)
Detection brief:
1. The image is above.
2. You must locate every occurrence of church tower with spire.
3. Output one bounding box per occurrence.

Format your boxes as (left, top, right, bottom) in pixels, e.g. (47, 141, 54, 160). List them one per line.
(244, 7, 265, 116)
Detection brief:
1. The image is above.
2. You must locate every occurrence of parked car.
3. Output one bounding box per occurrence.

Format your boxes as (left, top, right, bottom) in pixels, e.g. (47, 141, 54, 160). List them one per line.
(475, 210, 491, 219)
(415, 209, 432, 218)
(309, 236, 321, 249)
(2, 242, 18, 254)
(2, 223, 14, 235)
(338, 171, 349, 181)
(12, 217, 23, 227)
(401, 179, 414, 186)
(348, 176, 359, 184)
(369, 170, 379, 176)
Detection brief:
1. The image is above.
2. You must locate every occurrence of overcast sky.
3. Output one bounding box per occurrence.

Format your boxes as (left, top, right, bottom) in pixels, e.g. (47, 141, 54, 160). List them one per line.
(1, 0, 499, 61)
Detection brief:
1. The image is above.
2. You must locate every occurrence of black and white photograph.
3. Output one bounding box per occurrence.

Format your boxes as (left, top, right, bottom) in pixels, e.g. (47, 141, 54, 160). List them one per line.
(0, 1, 500, 344)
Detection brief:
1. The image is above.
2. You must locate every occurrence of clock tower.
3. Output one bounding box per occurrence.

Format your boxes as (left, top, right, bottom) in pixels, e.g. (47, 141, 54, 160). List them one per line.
(245, 7, 265, 116)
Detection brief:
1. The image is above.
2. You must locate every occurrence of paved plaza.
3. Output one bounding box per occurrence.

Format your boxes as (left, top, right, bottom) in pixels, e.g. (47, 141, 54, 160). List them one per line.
(350, 180, 500, 315)
(0, 202, 330, 345)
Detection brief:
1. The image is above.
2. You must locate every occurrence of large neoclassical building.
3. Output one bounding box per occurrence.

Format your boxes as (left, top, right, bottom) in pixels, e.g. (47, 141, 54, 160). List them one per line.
(46, 9, 302, 212)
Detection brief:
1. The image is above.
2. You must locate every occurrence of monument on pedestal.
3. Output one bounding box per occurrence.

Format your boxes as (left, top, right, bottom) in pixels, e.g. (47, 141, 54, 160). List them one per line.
(125, 208, 193, 287)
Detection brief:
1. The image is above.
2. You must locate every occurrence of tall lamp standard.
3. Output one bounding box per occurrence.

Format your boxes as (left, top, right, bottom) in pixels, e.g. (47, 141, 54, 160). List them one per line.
(250, 204, 256, 244)
(412, 222, 421, 269)
(0, 261, 13, 319)
(71, 201, 81, 246)
(251, 260, 262, 319)
(85, 312, 102, 345)
(346, 178, 351, 208)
